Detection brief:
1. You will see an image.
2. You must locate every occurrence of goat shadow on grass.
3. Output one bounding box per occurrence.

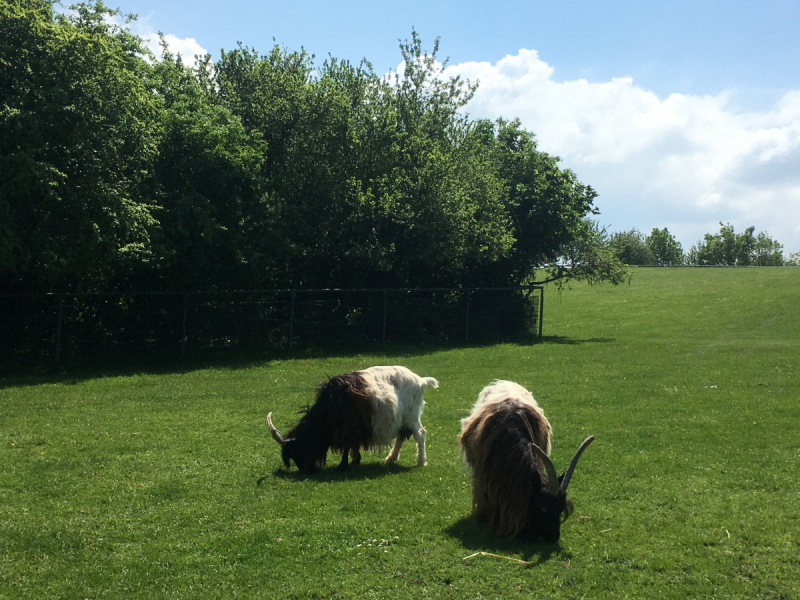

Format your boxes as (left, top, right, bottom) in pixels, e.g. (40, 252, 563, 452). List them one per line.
(258, 462, 412, 485)
(445, 516, 566, 565)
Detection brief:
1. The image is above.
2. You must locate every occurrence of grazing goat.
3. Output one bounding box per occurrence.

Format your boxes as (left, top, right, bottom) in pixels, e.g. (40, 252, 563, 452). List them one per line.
(459, 380, 594, 542)
(268, 366, 438, 473)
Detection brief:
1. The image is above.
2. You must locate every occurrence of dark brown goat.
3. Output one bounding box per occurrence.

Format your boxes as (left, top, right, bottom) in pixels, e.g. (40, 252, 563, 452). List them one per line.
(459, 381, 594, 542)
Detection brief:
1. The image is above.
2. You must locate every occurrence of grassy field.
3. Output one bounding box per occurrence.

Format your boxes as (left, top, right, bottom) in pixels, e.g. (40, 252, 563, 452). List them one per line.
(2, 268, 798, 599)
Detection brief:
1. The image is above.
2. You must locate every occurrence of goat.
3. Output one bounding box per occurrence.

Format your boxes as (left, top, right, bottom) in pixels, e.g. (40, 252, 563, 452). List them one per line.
(267, 366, 438, 473)
(459, 380, 594, 542)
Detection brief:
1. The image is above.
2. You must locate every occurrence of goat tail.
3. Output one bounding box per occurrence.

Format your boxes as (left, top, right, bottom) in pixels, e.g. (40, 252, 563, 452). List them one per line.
(421, 377, 439, 389)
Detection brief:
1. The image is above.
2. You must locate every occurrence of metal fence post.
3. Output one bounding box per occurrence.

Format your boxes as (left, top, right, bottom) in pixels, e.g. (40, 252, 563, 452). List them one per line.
(289, 291, 296, 349)
(181, 293, 189, 356)
(382, 289, 388, 345)
(538, 286, 544, 338)
(465, 289, 472, 343)
(55, 296, 64, 364)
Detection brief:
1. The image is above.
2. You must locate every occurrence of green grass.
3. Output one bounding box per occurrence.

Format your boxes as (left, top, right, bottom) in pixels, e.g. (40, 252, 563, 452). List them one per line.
(2, 267, 799, 599)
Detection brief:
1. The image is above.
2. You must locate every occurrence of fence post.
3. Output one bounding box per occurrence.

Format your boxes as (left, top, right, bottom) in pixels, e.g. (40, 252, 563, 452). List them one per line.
(55, 296, 64, 364)
(181, 293, 189, 356)
(289, 291, 296, 349)
(538, 287, 544, 338)
(382, 290, 388, 345)
(465, 289, 472, 343)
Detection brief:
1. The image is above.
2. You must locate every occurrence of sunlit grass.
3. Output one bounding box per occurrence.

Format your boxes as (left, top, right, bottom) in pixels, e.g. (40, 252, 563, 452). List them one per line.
(2, 267, 799, 598)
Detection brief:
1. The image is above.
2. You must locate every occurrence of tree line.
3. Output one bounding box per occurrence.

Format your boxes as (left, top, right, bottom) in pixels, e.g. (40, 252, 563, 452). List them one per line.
(2, 2, 793, 299)
(1, 0, 631, 295)
(610, 223, 798, 267)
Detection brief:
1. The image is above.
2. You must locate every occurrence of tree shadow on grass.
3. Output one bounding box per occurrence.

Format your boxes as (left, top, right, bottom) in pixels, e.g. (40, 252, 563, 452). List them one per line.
(2, 335, 611, 389)
(258, 461, 413, 486)
(542, 335, 615, 346)
(444, 515, 568, 565)
(0, 342, 455, 389)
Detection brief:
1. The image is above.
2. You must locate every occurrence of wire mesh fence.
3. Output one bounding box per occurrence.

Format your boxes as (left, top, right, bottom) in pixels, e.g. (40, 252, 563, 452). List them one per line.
(0, 286, 543, 365)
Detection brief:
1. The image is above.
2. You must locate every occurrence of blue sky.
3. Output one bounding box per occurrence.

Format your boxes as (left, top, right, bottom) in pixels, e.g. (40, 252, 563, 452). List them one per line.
(117, 0, 800, 254)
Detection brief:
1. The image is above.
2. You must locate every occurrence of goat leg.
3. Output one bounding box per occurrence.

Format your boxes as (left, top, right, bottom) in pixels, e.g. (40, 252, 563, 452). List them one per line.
(413, 427, 427, 466)
(385, 435, 405, 464)
(337, 449, 350, 470)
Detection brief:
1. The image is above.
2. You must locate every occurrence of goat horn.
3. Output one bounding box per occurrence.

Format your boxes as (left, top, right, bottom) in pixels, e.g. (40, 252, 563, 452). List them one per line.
(530, 443, 560, 497)
(267, 412, 287, 446)
(559, 435, 595, 494)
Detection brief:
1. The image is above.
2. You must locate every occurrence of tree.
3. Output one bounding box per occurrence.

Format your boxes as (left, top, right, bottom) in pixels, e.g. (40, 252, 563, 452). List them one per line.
(647, 227, 683, 265)
(210, 35, 524, 289)
(363, 34, 512, 288)
(690, 222, 784, 266)
(536, 219, 629, 287)
(610, 229, 655, 265)
(148, 45, 267, 290)
(465, 118, 625, 287)
(2, 17, 626, 294)
(752, 232, 784, 266)
(0, 0, 161, 292)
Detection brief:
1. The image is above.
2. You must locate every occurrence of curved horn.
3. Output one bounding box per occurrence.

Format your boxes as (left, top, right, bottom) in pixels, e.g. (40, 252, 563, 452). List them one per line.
(530, 442, 560, 496)
(559, 435, 595, 494)
(267, 412, 287, 446)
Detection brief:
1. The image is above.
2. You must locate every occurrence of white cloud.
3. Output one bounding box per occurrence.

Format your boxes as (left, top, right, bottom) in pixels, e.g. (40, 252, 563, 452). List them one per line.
(113, 13, 208, 64)
(148, 33, 208, 62)
(446, 50, 800, 253)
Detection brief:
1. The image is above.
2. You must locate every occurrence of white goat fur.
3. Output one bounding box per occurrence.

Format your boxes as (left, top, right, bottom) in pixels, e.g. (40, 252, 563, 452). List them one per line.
(359, 365, 439, 466)
(461, 380, 552, 456)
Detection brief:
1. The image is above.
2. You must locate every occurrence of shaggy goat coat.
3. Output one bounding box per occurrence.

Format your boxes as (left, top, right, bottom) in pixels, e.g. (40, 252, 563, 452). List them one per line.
(460, 380, 594, 543)
(269, 366, 438, 472)
(460, 381, 558, 539)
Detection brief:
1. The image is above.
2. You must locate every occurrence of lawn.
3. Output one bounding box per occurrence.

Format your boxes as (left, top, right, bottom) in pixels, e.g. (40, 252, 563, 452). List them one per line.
(2, 267, 798, 598)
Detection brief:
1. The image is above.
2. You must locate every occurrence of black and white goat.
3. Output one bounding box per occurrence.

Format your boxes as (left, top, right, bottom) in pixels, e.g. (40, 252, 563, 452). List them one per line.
(267, 366, 438, 473)
(459, 380, 594, 542)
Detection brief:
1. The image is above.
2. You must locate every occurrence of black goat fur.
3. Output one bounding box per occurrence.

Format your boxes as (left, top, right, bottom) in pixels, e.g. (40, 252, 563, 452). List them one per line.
(460, 398, 574, 542)
(280, 372, 375, 473)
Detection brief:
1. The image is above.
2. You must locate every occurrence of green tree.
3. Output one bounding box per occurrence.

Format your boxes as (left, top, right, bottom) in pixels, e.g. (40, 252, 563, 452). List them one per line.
(0, 0, 161, 292)
(465, 118, 625, 287)
(2, 16, 626, 294)
(647, 227, 683, 265)
(691, 223, 739, 265)
(752, 232, 784, 266)
(537, 219, 629, 287)
(610, 229, 655, 265)
(366, 34, 511, 287)
(210, 33, 516, 289)
(690, 223, 783, 266)
(149, 45, 266, 290)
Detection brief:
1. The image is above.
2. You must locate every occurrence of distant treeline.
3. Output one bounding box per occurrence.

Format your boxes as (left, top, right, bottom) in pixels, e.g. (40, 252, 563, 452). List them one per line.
(610, 224, 798, 267)
(1, 1, 632, 295)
